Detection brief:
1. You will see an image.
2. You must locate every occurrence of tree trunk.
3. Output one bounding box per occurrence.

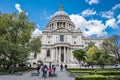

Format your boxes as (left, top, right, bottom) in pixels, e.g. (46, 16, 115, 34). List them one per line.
(11, 60, 15, 73)
(3, 63, 6, 70)
(79, 61, 81, 68)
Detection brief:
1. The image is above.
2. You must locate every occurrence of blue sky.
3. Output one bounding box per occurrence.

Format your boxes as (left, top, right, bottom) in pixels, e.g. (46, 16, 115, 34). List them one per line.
(0, 0, 120, 37)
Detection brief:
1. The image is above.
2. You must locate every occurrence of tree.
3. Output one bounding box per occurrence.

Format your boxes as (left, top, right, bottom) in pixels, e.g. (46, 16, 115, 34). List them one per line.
(86, 46, 98, 67)
(87, 41, 95, 48)
(0, 12, 35, 72)
(30, 37, 41, 58)
(93, 51, 113, 69)
(73, 49, 86, 68)
(86, 42, 115, 69)
(102, 35, 120, 63)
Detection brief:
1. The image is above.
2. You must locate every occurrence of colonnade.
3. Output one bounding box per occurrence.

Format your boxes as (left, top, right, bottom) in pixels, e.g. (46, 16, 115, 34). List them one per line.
(55, 46, 70, 63)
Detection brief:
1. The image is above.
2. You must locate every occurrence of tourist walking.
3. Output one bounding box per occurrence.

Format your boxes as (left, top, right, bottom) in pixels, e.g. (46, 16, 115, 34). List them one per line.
(42, 65, 48, 78)
(60, 64, 63, 72)
(36, 63, 41, 74)
(53, 65, 56, 73)
(65, 64, 67, 70)
(48, 66, 52, 77)
(41, 65, 44, 77)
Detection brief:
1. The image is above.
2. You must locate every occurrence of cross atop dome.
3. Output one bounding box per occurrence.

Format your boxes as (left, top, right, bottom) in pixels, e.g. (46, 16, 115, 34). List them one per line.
(59, 1, 63, 11)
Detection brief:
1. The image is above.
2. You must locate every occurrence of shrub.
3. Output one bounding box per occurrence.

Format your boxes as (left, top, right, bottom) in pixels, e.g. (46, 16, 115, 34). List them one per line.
(67, 68, 120, 75)
(75, 75, 119, 80)
(90, 71, 120, 75)
(0, 67, 36, 73)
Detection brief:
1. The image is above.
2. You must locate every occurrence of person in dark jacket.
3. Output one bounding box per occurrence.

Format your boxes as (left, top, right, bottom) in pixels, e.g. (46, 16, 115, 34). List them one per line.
(65, 64, 67, 70)
(60, 64, 63, 72)
(36, 63, 41, 74)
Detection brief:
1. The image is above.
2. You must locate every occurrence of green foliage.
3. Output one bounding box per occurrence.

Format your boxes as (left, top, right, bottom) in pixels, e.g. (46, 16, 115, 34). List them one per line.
(87, 41, 96, 48)
(68, 68, 120, 80)
(67, 68, 120, 73)
(86, 46, 98, 65)
(0, 12, 35, 71)
(102, 35, 120, 63)
(30, 37, 41, 53)
(86, 42, 114, 67)
(90, 71, 120, 75)
(29, 37, 41, 58)
(0, 67, 36, 72)
(75, 75, 117, 80)
(73, 49, 86, 67)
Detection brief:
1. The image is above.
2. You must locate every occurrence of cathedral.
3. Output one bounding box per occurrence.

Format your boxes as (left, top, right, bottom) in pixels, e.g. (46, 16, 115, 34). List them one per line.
(29, 4, 104, 67)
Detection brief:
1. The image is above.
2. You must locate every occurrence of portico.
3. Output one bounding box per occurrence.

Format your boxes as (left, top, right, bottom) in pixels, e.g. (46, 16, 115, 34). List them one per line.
(55, 46, 70, 63)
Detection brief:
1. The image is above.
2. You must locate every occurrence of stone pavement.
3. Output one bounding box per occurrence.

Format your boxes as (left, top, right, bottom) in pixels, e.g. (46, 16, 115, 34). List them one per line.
(0, 69, 74, 80)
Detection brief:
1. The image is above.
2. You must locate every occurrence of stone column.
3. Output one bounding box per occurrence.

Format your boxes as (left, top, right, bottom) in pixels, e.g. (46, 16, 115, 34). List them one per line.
(64, 47, 66, 63)
(66, 47, 68, 62)
(55, 47, 57, 62)
(58, 47, 59, 62)
(67, 48, 69, 62)
(59, 47, 61, 62)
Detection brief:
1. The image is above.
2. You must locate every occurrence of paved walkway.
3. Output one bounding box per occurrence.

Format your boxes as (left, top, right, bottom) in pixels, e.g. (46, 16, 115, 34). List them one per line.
(0, 69, 74, 80)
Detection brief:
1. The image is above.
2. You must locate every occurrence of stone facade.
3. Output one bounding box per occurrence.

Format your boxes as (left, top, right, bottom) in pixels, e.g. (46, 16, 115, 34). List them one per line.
(28, 4, 105, 67)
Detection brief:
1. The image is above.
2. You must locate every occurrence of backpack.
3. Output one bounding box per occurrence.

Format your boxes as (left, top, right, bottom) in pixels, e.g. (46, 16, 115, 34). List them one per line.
(44, 67, 47, 71)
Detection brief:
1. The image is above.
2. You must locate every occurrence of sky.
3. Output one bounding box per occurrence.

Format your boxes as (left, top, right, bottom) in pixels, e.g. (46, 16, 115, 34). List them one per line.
(0, 0, 120, 38)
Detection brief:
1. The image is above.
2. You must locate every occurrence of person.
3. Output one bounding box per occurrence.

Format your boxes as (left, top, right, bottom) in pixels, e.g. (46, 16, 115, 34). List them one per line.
(48, 66, 52, 77)
(43, 65, 48, 78)
(60, 64, 63, 72)
(65, 64, 67, 70)
(41, 65, 44, 77)
(53, 65, 56, 73)
(36, 63, 41, 74)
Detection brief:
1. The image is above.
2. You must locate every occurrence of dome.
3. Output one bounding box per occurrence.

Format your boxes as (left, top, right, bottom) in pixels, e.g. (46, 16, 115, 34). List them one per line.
(53, 11, 69, 17)
(52, 3, 69, 18)
(45, 3, 75, 31)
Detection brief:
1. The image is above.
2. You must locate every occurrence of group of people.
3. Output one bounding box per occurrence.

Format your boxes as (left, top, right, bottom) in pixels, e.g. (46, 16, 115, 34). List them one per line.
(60, 64, 67, 71)
(36, 64, 56, 78)
(36, 63, 67, 78)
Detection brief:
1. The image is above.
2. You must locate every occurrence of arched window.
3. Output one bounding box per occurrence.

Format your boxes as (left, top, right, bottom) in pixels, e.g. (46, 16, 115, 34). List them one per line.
(47, 49, 50, 57)
(74, 41, 76, 44)
(60, 35, 64, 41)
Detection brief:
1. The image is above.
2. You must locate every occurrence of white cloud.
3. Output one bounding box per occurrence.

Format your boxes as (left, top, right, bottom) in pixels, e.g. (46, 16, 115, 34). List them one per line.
(101, 11, 114, 19)
(106, 18, 118, 29)
(100, 4, 120, 19)
(70, 14, 87, 31)
(117, 14, 120, 24)
(31, 28, 42, 38)
(36, 24, 41, 29)
(117, 20, 120, 24)
(31, 24, 42, 38)
(81, 9, 96, 17)
(70, 14, 107, 37)
(15, 4, 23, 13)
(112, 4, 120, 10)
(85, 20, 107, 37)
(117, 14, 120, 19)
(85, 0, 99, 5)
(15, 4, 28, 15)
(45, 15, 53, 20)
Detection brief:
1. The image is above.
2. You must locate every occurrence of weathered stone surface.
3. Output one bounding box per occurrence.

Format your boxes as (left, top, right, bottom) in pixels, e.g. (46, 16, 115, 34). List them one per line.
(14, 72, 23, 76)
(0, 70, 74, 80)
(31, 73, 39, 76)
(50, 73, 57, 77)
(0, 72, 10, 75)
